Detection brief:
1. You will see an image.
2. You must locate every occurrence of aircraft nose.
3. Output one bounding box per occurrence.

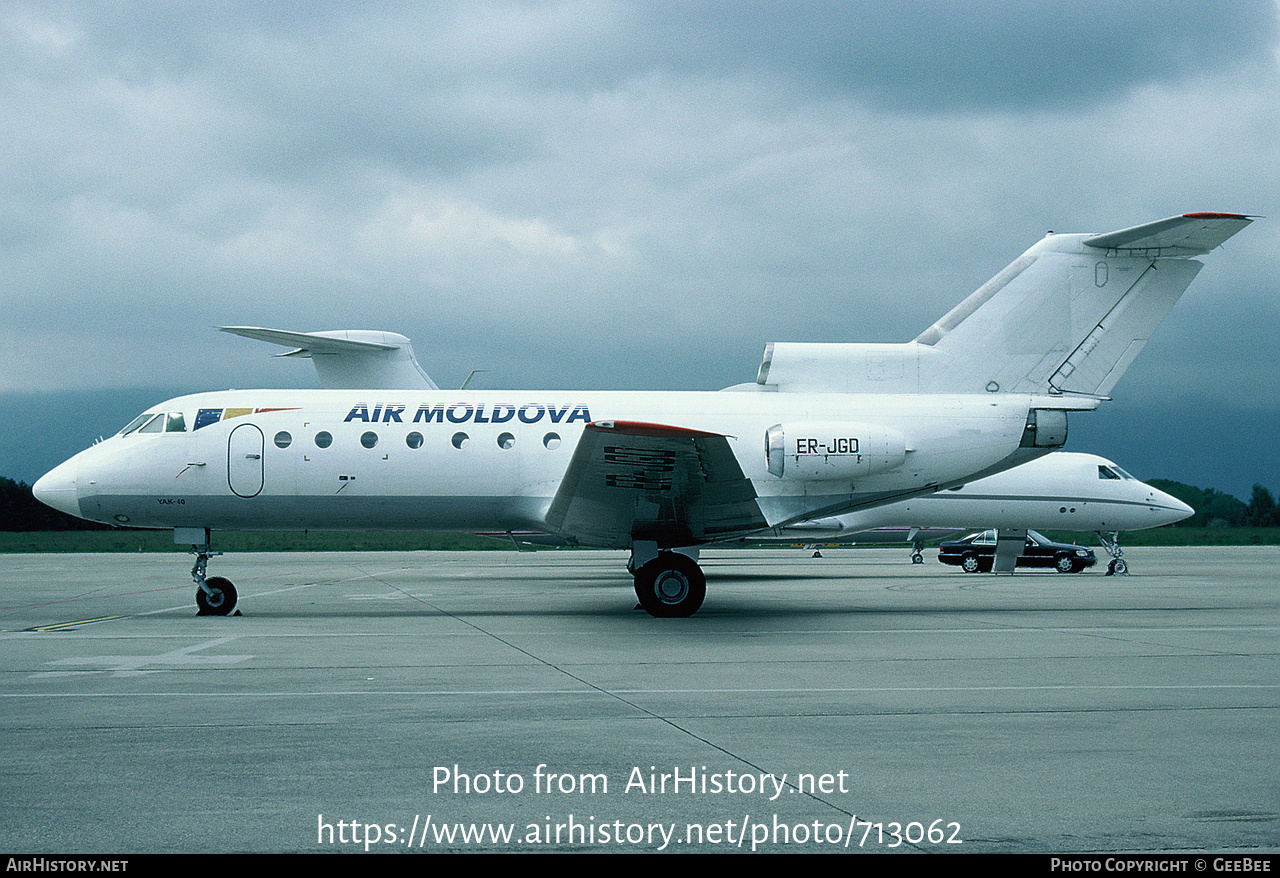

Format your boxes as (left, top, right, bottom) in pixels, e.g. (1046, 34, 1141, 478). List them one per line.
(33, 458, 82, 520)
(1151, 488, 1194, 525)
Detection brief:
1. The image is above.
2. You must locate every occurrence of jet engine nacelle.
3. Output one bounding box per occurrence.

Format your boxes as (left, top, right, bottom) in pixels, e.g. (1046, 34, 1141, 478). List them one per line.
(765, 421, 908, 480)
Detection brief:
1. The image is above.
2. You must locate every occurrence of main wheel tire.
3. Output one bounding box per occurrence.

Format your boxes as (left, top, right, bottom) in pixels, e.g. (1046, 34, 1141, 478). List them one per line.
(1055, 554, 1075, 574)
(960, 554, 982, 574)
(634, 554, 706, 618)
(1111, 558, 1127, 575)
(196, 576, 238, 616)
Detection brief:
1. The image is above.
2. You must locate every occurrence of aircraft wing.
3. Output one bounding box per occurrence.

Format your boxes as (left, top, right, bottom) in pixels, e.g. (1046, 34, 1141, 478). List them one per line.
(544, 421, 769, 549)
(220, 326, 439, 390)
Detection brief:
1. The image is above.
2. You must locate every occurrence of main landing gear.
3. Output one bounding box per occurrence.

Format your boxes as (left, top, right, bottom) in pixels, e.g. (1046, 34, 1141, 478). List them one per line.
(629, 544, 706, 617)
(1096, 531, 1129, 576)
(183, 528, 239, 616)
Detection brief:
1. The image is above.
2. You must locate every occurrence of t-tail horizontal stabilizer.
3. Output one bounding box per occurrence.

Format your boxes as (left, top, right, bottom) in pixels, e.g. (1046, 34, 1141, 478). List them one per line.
(220, 326, 439, 390)
(755, 212, 1253, 398)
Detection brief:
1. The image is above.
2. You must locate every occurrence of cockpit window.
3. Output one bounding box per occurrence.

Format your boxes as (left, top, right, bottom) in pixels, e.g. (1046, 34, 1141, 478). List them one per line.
(1098, 465, 1124, 480)
(119, 413, 154, 436)
(119, 411, 187, 435)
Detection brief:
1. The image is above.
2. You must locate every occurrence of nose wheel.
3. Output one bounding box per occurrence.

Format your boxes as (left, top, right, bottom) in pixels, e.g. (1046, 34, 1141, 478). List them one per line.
(196, 576, 238, 615)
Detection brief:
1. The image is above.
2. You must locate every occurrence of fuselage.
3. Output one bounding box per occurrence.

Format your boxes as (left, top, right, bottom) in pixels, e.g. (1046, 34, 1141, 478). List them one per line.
(34, 387, 1060, 542)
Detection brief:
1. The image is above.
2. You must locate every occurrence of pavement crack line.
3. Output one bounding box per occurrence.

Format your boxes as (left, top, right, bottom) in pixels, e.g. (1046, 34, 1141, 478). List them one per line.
(358, 568, 859, 821)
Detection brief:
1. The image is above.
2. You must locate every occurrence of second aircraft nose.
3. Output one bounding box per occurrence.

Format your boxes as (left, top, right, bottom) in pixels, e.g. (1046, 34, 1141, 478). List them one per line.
(1150, 488, 1194, 526)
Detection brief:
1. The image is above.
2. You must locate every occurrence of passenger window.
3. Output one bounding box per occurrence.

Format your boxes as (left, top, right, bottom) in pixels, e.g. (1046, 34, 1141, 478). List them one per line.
(314, 431, 332, 448)
(452, 432, 469, 449)
(497, 432, 515, 449)
(274, 431, 292, 449)
(543, 432, 561, 450)
(361, 432, 378, 449)
(406, 432, 424, 449)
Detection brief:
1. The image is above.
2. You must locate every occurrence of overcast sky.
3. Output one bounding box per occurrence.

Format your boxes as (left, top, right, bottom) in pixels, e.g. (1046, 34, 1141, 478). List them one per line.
(4, 1, 1278, 500)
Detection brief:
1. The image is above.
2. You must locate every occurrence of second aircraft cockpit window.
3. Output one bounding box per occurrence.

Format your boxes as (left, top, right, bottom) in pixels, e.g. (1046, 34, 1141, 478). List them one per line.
(1097, 465, 1134, 481)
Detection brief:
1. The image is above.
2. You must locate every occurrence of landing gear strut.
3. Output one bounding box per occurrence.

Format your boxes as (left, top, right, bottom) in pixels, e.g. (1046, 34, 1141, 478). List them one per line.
(1096, 531, 1129, 576)
(185, 528, 238, 615)
(910, 537, 925, 564)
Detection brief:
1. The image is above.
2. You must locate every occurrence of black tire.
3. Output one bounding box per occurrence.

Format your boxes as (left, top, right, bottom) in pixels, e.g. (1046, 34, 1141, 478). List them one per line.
(1112, 558, 1127, 575)
(911, 553, 924, 564)
(960, 553, 982, 574)
(196, 576, 238, 616)
(1055, 554, 1074, 574)
(634, 554, 706, 618)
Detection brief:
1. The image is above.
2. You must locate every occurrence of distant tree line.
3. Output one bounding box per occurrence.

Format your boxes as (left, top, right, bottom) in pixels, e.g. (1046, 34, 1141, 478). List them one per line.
(1148, 480, 1280, 528)
(2, 474, 1278, 531)
(0, 477, 108, 531)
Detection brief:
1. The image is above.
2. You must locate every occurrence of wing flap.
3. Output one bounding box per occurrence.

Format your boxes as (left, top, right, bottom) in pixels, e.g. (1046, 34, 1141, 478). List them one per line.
(545, 421, 768, 549)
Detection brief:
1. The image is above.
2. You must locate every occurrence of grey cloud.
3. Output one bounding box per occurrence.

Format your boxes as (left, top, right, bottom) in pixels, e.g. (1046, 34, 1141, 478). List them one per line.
(2, 0, 1278, 497)
(625, 1, 1279, 112)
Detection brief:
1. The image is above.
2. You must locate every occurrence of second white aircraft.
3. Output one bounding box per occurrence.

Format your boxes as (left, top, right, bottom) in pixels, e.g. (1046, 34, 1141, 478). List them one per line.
(733, 451, 1191, 573)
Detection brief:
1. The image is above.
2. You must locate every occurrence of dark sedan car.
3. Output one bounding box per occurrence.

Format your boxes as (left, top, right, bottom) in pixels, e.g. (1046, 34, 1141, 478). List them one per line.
(938, 529, 1097, 573)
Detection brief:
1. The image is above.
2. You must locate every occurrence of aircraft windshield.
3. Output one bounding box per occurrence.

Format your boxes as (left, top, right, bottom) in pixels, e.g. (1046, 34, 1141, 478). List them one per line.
(118, 413, 153, 435)
(119, 411, 188, 436)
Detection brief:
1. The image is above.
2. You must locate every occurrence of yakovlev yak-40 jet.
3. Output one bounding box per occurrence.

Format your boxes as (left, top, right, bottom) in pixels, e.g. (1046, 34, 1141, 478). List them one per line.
(219, 334, 1193, 575)
(34, 213, 1251, 617)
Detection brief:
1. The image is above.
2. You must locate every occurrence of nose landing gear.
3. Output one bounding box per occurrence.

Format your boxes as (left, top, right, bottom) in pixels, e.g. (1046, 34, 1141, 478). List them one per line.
(182, 528, 239, 616)
(1096, 531, 1129, 576)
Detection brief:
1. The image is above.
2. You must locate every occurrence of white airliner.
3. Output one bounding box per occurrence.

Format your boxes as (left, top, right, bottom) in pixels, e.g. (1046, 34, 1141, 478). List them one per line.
(728, 451, 1192, 574)
(33, 213, 1249, 617)
(215, 331, 1188, 575)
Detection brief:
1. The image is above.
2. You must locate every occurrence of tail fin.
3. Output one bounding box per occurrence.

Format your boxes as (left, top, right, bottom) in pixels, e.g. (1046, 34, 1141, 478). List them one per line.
(220, 327, 439, 390)
(756, 213, 1252, 397)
